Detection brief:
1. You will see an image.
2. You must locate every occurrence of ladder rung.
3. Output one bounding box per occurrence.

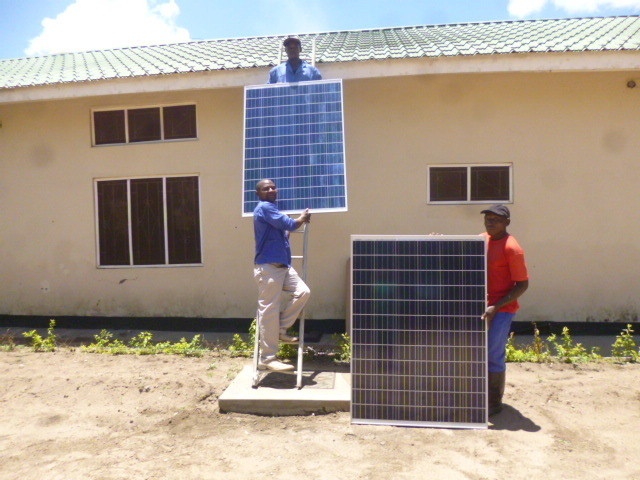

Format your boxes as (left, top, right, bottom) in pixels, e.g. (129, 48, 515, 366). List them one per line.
(291, 255, 303, 259)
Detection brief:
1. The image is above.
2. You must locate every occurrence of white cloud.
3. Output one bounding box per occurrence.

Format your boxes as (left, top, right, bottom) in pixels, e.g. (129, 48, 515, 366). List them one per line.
(508, 0, 547, 17)
(25, 0, 191, 56)
(508, 0, 640, 17)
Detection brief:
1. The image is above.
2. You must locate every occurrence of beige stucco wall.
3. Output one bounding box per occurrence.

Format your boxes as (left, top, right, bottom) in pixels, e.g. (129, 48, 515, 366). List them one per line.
(1, 69, 639, 323)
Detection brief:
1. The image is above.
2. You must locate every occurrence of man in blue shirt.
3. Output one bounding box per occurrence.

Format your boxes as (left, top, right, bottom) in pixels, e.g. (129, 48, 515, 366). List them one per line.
(253, 179, 311, 372)
(269, 37, 322, 83)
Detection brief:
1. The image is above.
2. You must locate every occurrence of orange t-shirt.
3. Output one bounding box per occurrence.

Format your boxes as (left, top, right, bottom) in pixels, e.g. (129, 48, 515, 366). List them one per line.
(482, 233, 529, 313)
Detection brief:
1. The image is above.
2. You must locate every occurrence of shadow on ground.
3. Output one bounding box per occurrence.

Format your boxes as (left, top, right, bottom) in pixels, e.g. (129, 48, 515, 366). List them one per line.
(255, 360, 349, 389)
(489, 404, 541, 432)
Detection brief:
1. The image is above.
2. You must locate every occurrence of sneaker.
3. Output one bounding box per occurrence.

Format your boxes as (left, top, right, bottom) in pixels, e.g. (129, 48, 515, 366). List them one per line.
(257, 359, 294, 372)
(279, 333, 299, 343)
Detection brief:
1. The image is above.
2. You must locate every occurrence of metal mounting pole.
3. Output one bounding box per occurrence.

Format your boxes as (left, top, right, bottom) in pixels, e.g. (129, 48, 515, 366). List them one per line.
(295, 223, 310, 389)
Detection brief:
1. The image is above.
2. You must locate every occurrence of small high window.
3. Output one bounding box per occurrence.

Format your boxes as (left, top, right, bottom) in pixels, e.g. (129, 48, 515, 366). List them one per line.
(92, 104, 197, 146)
(428, 164, 512, 204)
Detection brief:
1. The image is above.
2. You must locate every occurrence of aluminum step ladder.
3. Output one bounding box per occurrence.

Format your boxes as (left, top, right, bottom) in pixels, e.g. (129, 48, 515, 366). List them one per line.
(252, 223, 310, 389)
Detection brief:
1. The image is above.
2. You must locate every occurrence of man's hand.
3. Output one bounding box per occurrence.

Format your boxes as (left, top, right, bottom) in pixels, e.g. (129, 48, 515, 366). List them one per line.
(482, 305, 498, 328)
(482, 281, 528, 328)
(296, 208, 311, 226)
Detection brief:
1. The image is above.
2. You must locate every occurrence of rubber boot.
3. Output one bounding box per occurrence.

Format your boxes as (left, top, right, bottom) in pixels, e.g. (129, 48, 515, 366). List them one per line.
(488, 371, 506, 416)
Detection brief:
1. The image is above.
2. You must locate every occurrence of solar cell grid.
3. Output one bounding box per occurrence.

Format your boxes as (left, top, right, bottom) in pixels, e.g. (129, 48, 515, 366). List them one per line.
(351, 235, 488, 428)
(242, 79, 347, 215)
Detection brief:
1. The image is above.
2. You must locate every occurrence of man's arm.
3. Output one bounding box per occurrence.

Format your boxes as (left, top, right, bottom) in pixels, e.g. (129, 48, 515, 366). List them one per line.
(481, 280, 529, 325)
(261, 203, 309, 231)
(268, 64, 281, 84)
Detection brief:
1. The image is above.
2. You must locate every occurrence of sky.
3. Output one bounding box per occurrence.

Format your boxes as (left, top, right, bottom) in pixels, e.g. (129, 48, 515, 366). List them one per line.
(1, 0, 640, 60)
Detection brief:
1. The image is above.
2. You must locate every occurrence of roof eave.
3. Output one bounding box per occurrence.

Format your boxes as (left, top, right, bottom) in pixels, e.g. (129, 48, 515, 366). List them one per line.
(1, 50, 639, 105)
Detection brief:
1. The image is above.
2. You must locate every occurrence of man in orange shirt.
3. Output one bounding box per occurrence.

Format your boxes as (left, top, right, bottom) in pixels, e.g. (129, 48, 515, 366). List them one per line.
(481, 205, 529, 416)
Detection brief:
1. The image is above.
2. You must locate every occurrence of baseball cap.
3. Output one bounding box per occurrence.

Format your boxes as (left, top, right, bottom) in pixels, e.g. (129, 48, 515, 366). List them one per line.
(283, 37, 301, 47)
(480, 204, 510, 218)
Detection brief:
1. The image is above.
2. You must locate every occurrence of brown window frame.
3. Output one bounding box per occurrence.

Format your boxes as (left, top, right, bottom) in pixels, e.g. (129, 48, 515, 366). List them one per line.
(92, 104, 197, 146)
(95, 175, 202, 267)
(427, 164, 512, 204)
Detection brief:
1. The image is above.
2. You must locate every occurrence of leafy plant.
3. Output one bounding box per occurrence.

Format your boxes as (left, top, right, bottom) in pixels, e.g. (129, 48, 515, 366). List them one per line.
(529, 325, 549, 360)
(129, 331, 154, 349)
(547, 327, 601, 363)
(90, 329, 117, 348)
(227, 318, 310, 360)
(278, 342, 298, 360)
(17, 318, 638, 367)
(228, 319, 256, 357)
(0, 330, 16, 351)
(611, 324, 639, 362)
(81, 330, 204, 356)
(22, 319, 58, 352)
(81, 330, 128, 354)
(506, 325, 550, 363)
(155, 335, 205, 356)
(506, 333, 533, 362)
(333, 332, 351, 362)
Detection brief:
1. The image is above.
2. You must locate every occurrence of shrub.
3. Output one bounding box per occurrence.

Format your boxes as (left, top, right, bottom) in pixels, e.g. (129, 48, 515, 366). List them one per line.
(506, 325, 550, 363)
(611, 324, 639, 362)
(333, 332, 351, 362)
(547, 327, 601, 363)
(22, 319, 57, 352)
(82, 330, 204, 356)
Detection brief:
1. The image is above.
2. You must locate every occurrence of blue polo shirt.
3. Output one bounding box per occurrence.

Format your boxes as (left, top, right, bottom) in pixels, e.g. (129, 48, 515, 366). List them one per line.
(253, 201, 300, 265)
(268, 60, 322, 83)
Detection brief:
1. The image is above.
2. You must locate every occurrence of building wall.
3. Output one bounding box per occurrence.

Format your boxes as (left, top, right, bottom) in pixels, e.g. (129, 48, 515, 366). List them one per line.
(1, 70, 639, 323)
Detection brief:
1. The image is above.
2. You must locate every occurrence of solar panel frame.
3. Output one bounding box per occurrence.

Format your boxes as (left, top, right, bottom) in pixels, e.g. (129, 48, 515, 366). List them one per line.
(350, 235, 488, 429)
(242, 79, 348, 217)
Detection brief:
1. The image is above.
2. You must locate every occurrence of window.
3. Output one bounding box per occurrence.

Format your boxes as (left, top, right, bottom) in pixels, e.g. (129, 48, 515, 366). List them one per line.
(428, 164, 512, 204)
(95, 175, 202, 267)
(128, 107, 161, 143)
(92, 104, 197, 146)
(94, 110, 126, 145)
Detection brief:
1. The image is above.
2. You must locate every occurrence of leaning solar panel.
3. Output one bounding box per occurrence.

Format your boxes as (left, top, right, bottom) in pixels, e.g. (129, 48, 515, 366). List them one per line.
(351, 235, 488, 429)
(242, 79, 347, 216)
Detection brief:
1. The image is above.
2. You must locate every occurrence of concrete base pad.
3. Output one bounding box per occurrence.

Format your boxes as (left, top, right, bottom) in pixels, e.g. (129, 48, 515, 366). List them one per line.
(218, 363, 351, 416)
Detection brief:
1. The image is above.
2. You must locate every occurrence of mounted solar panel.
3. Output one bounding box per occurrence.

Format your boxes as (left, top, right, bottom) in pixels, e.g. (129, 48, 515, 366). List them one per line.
(242, 79, 347, 216)
(351, 235, 488, 429)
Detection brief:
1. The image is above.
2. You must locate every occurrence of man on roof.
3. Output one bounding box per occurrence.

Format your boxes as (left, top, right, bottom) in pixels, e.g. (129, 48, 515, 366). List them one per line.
(269, 37, 322, 83)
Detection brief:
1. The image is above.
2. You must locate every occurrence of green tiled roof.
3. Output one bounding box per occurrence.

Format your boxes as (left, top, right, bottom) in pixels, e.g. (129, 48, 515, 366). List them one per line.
(1, 16, 639, 89)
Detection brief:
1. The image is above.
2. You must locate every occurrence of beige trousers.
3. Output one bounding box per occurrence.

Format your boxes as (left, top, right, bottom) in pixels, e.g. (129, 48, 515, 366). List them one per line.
(253, 264, 310, 362)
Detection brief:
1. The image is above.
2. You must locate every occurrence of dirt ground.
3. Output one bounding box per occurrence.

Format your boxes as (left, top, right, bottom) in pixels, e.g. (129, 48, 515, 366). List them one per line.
(1, 350, 639, 480)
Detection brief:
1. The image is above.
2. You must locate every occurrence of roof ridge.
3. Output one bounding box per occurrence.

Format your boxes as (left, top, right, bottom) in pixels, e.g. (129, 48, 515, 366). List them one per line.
(189, 14, 640, 41)
(2, 15, 639, 90)
(3, 15, 638, 61)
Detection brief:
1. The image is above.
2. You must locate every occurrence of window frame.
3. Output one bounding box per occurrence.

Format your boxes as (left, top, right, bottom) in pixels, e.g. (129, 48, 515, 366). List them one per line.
(91, 103, 198, 147)
(427, 163, 513, 205)
(94, 174, 204, 268)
